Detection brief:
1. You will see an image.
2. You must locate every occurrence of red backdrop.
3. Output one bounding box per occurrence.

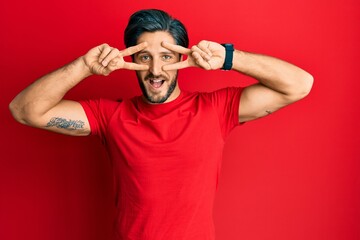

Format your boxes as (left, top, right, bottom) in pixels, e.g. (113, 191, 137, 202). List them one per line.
(1, 0, 359, 239)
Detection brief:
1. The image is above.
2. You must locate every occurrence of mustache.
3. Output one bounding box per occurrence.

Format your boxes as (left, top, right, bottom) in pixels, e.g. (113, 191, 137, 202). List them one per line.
(145, 73, 167, 80)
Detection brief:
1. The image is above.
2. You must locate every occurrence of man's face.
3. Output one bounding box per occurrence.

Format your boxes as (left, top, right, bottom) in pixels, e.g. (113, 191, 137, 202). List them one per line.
(134, 31, 181, 104)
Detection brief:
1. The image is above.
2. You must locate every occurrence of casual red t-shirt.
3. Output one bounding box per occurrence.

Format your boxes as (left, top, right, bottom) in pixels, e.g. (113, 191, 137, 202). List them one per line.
(80, 87, 243, 240)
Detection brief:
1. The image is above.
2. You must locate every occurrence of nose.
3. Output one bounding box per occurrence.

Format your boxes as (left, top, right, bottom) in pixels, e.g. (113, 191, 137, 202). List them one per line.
(149, 58, 163, 76)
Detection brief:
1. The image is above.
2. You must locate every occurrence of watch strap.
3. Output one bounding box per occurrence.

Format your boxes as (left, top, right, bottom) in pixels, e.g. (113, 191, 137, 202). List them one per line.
(221, 43, 234, 70)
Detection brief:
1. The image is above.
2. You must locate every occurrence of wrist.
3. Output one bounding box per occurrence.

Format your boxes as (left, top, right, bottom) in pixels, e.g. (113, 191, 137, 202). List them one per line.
(231, 50, 247, 73)
(77, 56, 93, 78)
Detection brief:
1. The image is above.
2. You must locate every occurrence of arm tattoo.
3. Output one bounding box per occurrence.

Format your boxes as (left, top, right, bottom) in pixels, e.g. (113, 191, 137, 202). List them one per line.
(46, 117, 85, 130)
(266, 110, 272, 115)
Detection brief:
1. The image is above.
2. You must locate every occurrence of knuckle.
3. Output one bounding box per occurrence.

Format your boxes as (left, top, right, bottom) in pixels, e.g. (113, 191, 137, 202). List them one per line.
(109, 60, 117, 66)
(113, 48, 120, 54)
(101, 43, 110, 50)
(199, 40, 206, 46)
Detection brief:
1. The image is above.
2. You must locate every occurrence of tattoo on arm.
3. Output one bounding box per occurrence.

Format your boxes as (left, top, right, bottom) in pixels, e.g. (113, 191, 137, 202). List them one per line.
(266, 110, 272, 115)
(46, 117, 85, 130)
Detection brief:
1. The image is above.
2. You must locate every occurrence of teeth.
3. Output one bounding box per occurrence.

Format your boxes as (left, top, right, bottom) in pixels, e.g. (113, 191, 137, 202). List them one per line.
(151, 79, 162, 83)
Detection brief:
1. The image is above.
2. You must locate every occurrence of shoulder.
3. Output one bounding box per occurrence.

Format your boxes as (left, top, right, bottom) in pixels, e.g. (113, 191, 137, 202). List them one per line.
(79, 98, 124, 117)
(79, 98, 125, 108)
(198, 87, 244, 102)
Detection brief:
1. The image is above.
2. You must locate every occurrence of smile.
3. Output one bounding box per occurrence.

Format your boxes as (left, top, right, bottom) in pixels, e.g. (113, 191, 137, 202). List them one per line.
(149, 79, 165, 89)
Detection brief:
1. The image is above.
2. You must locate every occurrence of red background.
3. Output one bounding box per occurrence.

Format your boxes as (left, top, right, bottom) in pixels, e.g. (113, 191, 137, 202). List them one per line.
(1, 0, 359, 239)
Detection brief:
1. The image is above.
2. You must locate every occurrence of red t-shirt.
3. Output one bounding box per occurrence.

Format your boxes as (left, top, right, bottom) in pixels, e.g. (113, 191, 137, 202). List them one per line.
(80, 87, 243, 240)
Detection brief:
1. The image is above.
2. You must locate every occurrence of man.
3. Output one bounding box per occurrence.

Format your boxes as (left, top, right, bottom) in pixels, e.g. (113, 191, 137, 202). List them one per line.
(9, 9, 313, 240)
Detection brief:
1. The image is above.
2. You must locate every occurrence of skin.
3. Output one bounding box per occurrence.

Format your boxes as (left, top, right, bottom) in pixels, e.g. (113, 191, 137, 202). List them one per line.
(9, 30, 313, 136)
(133, 31, 181, 104)
(160, 40, 314, 122)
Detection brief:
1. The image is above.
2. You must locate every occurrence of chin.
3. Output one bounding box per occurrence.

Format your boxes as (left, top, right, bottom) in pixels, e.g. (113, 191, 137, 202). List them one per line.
(136, 71, 178, 104)
(145, 81, 177, 104)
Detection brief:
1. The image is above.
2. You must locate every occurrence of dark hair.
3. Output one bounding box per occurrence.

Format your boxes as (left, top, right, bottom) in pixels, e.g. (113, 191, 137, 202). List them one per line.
(124, 9, 189, 48)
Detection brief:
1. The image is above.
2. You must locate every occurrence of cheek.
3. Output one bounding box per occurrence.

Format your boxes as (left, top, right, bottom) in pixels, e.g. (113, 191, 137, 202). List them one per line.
(135, 71, 145, 81)
(136, 69, 148, 77)
(165, 70, 178, 80)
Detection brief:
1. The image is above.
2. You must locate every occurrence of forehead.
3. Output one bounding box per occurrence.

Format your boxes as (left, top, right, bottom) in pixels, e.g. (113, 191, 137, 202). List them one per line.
(136, 31, 176, 51)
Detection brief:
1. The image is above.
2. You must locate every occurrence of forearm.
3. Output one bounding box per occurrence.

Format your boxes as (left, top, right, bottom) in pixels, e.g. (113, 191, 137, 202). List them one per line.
(9, 57, 91, 123)
(232, 50, 313, 100)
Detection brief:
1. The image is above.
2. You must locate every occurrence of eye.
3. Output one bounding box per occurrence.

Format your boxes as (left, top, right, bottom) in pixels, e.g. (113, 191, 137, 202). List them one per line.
(162, 55, 173, 61)
(139, 55, 151, 63)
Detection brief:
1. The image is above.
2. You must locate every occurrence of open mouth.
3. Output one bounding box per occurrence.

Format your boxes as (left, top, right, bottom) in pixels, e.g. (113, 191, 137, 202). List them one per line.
(149, 79, 165, 89)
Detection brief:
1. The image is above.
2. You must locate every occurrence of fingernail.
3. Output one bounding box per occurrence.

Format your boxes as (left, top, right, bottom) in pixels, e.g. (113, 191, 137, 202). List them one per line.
(102, 61, 108, 67)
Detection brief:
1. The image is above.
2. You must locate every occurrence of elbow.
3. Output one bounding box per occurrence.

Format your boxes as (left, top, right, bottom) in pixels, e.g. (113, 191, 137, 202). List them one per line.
(9, 100, 25, 124)
(300, 72, 314, 98)
(298, 72, 314, 99)
(9, 100, 32, 125)
(287, 72, 314, 103)
(304, 72, 314, 94)
(9, 99, 47, 128)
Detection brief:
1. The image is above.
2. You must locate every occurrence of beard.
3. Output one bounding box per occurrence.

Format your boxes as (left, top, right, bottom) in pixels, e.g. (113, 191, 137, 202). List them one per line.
(136, 72, 178, 104)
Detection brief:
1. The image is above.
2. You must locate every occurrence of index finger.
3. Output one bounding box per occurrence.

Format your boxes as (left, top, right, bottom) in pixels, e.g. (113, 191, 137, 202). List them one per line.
(123, 62, 149, 71)
(162, 60, 191, 71)
(120, 42, 148, 57)
(161, 41, 191, 55)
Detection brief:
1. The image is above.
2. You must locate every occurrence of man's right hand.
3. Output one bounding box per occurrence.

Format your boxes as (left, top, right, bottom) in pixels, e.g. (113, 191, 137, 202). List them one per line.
(9, 42, 150, 136)
(82, 42, 149, 76)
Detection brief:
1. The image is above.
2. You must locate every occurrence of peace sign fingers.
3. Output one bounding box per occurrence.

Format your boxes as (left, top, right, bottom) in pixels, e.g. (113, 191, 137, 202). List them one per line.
(161, 41, 217, 71)
(161, 42, 194, 71)
(119, 42, 148, 57)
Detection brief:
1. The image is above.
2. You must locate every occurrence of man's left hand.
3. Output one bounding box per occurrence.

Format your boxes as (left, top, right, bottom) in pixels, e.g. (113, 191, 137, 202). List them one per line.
(161, 40, 225, 71)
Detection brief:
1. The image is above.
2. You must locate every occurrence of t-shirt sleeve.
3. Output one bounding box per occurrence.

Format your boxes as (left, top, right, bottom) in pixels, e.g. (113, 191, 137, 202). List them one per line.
(79, 98, 120, 142)
(205, 87, 244, 139)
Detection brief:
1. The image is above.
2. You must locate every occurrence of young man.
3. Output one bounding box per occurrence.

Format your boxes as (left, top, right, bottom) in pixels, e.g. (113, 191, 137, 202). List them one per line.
(9, 9, 313, 240)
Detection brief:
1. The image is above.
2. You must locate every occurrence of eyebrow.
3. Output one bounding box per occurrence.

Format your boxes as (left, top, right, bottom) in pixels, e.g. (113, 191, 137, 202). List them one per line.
(136, 50, 176, 55)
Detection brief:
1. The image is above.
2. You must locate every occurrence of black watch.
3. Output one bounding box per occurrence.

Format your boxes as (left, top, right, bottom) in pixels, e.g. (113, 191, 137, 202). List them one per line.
(221, 43, 234, 70)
